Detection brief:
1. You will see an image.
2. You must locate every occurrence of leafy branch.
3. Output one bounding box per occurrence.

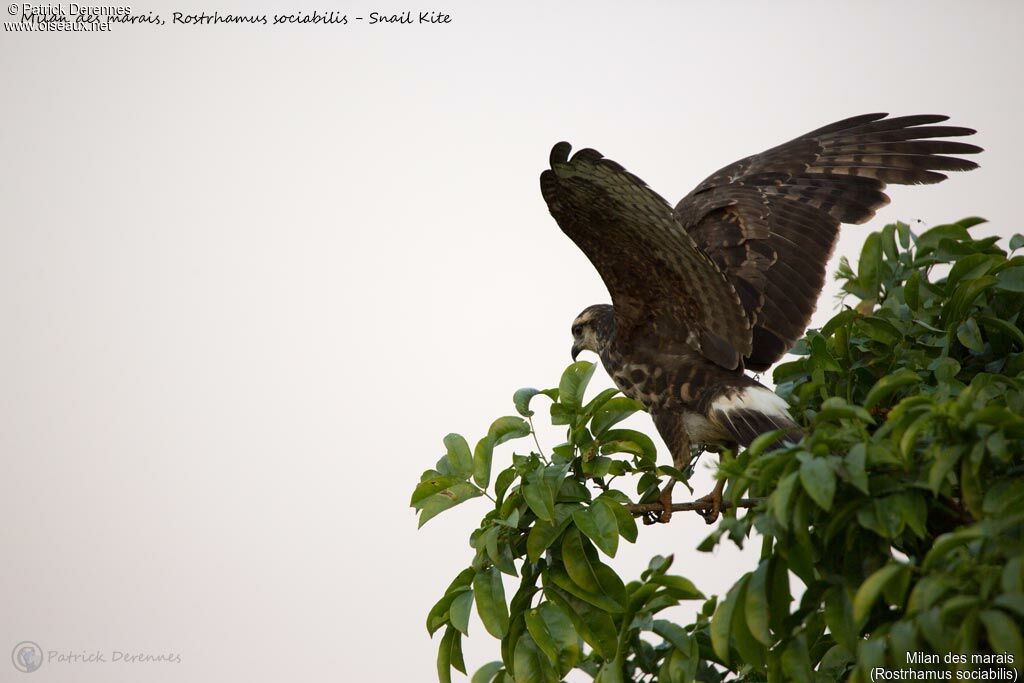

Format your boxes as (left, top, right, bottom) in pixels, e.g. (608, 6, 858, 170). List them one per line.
(414, 219, 1024, 682)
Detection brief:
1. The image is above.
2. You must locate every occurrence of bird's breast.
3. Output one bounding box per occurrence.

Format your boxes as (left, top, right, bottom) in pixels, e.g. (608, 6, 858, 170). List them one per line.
(604, 360, 669, 407)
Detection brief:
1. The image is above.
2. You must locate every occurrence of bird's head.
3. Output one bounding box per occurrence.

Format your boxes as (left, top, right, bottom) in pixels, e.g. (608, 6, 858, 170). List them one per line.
(570, 304, 615, 361)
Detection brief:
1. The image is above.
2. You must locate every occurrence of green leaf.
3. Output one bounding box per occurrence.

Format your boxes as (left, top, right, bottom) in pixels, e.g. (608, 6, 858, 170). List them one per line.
(545, 586, 619, 660)
(647, 554, 672, 576)
(1002, 557, 1024, 594)
(596, 496, 638, 544)
(814, 397, 875, 425)
(856, 317, 902, 346)
(558, 478, 591, 504)
(905, 270, 921, 310)
(773, 358, 807, 383)
(944, 276, 997, 326)
(513, 633, 557, 683)
(418, 482, 484, 527)
(411, 475, 463, 507)
(658, 624, 699, 682)
(863, 369, 922, 411)
(437, 626, 457, 683)
(450, 589, 473, 635)
(547, 564, 623, 613)
(961, 457, 984, 519)
(745, 561, 772, 646)
(444, 433, 474, 477)
(711, 576, 745, 663)
(780, 634, 813, 683)
(857, 637, 888, 680)
(995, 594, 1024, 618)
(472, 417, 530, 490)
(474, 567, 510, 638)
(748, 427, 791, 457)
(474, 437, 495, 489)
(824, 585, 857, 653)
(799, 457, 836, 511)
(549, 403, 573, 426)
(494, 467, 516, 504)
(844, 445, 870, 495)
(731, 578, 767, 667)
(572, 503, 619, 558)
(652, 619, 690, 652)
(916, 223, 969, 254)
(523, 465, 568, 522)
(881, 222, 899, 263)
(591, 397, 645, 435)
(471, 662, 505, 683)
(599, 429, 657, 462)
(810, 334, 843, 372)
(768, 558, 792, 636)
(980, 609, 1024, 666)
(580, 387, 620, 419)
(932, 358, 961, 386)
(957, 317, 985, 352)
(427, 586, 469, 636)
(597, 658, 625, 683)
(524, 602, 580, 675)
(978, 316, 1024, 349)
(857, 232, 884, 297)
(996, 266, 1024, 292)
(558, 361, 596, 412)
(649, 574, 704, 600)
(1010, 234, 1024, 250)
(922, 527, 983, 571)
(485, 526, 518, 577)
(948, 253, 999, 289)
(514, 388, 543, 417)
(560, 529, 626, 610)
(489, 416, 532, 445)
(772, 471, 799, 530)
(853, 563, 906, 625)
(526, 503, 577, 563)
(957, 216, 988, 229)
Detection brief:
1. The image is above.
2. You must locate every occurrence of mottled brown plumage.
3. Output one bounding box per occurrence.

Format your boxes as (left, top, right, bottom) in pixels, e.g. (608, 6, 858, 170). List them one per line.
(543, 114, 980, 521)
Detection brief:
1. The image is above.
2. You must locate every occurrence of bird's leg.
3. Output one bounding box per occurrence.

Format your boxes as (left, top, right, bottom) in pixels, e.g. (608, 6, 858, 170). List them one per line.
(642, 482, 675, 525)
(657, 480, 676, 524)
(658, 429, 693, 524)
(695, 450, 729, 524)
(695, 476, 725, 524)
(647, 410, 693, 524)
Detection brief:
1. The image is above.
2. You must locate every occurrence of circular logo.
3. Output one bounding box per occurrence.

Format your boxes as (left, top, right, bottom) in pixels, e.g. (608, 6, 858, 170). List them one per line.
(11, 642, 42, 673)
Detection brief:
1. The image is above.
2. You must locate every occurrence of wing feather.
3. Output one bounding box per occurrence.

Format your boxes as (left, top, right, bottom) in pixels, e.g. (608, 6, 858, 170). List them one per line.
(541, 144, 752, 370)
(675, 113, 980, 371)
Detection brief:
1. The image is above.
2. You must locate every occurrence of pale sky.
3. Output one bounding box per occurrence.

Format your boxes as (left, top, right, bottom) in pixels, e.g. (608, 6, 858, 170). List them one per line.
(2, 1, 1021, 680)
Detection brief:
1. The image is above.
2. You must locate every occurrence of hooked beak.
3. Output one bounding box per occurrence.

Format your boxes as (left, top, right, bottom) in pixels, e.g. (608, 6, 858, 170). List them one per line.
(571, 343, 582, 361)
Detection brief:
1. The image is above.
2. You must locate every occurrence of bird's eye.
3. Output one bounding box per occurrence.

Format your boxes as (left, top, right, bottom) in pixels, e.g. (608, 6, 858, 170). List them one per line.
(572, 325, 582, 336)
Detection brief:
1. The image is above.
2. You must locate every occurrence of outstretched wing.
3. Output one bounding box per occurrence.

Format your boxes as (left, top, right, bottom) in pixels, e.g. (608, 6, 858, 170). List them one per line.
(541, 143, 752, 370)
(674, 113, 981, 371)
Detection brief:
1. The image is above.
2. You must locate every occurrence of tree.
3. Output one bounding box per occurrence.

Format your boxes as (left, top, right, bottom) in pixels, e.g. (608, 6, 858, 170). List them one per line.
(412, 219, 1024, 682)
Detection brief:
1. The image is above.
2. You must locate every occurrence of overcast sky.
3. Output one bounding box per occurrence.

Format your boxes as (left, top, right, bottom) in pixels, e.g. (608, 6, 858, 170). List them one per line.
(2, 1, 1021, 680)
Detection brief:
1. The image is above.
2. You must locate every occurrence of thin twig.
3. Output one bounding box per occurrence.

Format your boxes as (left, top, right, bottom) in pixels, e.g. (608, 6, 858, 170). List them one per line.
(527, 416, 547, 461)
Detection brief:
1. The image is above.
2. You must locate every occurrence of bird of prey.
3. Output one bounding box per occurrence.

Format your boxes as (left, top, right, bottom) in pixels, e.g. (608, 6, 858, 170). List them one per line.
(540, 113, 980, 523)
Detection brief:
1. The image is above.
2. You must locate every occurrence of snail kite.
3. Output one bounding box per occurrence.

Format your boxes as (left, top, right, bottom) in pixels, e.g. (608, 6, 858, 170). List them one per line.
(540, 113, 980, 522)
